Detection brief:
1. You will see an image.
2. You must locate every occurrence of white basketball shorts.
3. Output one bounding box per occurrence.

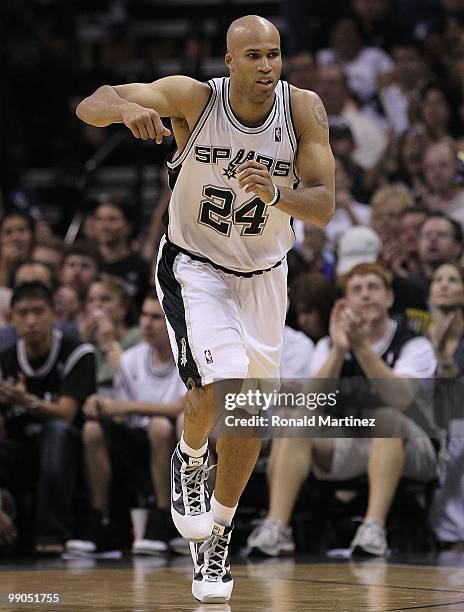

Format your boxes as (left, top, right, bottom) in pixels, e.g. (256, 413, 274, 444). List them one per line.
(155, 236, 287, 389)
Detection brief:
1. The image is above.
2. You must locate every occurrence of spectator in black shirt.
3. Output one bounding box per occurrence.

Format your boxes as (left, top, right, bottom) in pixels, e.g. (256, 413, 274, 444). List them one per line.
(0, 282, 96, 554)
(0, 261, 79, 354)
(93, 196, 150, 308)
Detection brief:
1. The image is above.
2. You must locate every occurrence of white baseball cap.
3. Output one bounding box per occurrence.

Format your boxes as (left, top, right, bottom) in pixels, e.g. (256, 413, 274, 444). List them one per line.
(337, 226, 382, 276)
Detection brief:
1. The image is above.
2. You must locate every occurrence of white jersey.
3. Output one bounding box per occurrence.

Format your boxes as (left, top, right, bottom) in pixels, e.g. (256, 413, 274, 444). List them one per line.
(113, 342, 185, 428)
(166, 77, 300, 273)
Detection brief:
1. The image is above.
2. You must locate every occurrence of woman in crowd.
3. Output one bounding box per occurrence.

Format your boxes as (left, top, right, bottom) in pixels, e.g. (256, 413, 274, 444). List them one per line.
(0, 212, 35, 287)
(0, 212, 35, 325)
(396, 127, 430, 205)
(414, 83, 458, 143)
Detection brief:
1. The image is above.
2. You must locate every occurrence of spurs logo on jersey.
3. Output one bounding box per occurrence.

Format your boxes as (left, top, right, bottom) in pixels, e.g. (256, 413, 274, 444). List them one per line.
(193, 146, 292, 181)
(166, 77, 300, 273)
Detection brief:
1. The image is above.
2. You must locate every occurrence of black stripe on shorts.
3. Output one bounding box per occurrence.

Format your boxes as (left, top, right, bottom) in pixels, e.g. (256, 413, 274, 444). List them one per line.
(157, 240, 202, 389)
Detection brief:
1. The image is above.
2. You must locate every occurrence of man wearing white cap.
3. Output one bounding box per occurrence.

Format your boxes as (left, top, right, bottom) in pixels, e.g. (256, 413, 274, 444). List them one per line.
(337, 226, 428, 323)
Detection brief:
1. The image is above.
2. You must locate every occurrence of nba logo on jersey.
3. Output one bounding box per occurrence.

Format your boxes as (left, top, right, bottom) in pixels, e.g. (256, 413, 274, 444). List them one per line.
(204, 349, 214, 364)
(275, 126, 281, 142)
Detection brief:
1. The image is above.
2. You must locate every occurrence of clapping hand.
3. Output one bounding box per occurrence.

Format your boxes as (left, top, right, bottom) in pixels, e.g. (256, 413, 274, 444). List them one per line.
(0, 374, 31, 408)
(329, 300, 351, 352)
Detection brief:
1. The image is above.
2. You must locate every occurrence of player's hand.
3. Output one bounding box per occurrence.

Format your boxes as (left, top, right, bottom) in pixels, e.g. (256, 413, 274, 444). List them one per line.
(121, 102, 171, 143)
(237, 160, 276, 204)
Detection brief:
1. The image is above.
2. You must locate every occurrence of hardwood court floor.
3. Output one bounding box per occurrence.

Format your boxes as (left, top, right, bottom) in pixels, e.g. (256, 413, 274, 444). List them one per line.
(2, 554, 464, 611)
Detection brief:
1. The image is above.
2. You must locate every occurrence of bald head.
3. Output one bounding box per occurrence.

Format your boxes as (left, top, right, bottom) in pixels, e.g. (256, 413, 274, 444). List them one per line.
(225, 15, 282, 103)
(226, 15, 279, 53)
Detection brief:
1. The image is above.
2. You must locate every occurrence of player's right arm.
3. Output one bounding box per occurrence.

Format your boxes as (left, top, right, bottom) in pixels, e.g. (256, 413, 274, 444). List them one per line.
(76, 75, 210, 143)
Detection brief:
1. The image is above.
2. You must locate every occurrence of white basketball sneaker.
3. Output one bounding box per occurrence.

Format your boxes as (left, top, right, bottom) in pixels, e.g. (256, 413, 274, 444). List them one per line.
(246, 518, 295, 557)
(190, 522, 234, 603)
(171, 443, 213, 541)
(350, 519, 388, 557)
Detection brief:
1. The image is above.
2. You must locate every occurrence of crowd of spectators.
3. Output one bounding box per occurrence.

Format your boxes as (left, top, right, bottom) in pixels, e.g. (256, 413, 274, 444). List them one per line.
(1, 0, 464, 559)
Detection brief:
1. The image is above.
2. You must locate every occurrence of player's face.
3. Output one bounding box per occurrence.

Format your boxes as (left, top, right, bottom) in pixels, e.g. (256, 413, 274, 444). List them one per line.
(226, 30, 282, 102)
(139, 298, 169, 349)
(11, 298, 55, 345)
(344, 273, 392, 323)
(430, 263, 464, 309)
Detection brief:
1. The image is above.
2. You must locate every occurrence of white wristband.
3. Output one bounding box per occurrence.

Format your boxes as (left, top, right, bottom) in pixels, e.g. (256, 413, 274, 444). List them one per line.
(266, 184, 281, 207)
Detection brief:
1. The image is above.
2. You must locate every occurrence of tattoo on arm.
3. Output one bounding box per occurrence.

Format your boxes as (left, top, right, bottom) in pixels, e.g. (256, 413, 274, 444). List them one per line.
(313, 97, 329, 132)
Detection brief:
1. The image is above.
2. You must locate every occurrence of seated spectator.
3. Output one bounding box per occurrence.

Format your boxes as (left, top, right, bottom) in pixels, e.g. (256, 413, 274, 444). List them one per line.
(370, 184, 415, 272)
(315, 64, 387, 170)
(57, 242, 101, 326)
(394, 207, 428, 278)
(423, 140, 464, 229)
(336, 226, 429, 320)
(414, 84, 458, 143)
(284, 51, 317, 91)
(80, 275, 142, 393)
(0, 211, 34, 287)
(247, 263, 438, 557)
(0, 261, 78, 354)
(325, 157, 371, 245)
(66, 296, 184, 555)
(329, 122, 367, 202)
(14, 261, 57, 289)
(316, 15, 394, 118)
(93, 196, 150, 308)
(395, 127, 429, 205)
(288, 273, 337, 343)
(0, 282, 95, 554)
(0, 212, 35, 325)
(427, 262, 464, 547)
(31, 237, 64, 273)
(60, 242, 100, 300)
(380, 41, 430, 135)
(413, 212, 464, 292)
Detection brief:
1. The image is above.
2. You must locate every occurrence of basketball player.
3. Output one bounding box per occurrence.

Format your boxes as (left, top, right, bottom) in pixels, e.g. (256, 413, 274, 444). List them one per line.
(76, 15, 335, 603)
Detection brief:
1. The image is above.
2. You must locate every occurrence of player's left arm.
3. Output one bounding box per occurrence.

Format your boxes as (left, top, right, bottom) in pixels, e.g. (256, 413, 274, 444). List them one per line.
(237, 88, 335, 226)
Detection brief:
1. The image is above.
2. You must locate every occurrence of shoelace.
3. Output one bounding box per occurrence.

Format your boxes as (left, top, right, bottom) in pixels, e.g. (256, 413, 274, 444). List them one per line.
(198, 533, 229, 580)
(182, 463, 216, 514)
